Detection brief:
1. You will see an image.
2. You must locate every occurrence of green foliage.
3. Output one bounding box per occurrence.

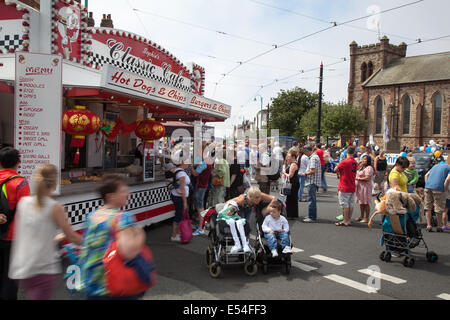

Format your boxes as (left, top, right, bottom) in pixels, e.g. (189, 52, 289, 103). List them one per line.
(299, 102, 367, 138)
(323, 102, 367, 137)
(268, 87, 318, 137)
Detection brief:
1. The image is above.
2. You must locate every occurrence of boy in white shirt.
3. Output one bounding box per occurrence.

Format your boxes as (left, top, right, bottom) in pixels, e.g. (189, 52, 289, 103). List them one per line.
(262, 201, 292, 257)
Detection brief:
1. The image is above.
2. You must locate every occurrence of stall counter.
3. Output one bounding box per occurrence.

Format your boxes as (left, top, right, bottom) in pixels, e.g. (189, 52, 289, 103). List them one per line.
(57, 179, 175, 231)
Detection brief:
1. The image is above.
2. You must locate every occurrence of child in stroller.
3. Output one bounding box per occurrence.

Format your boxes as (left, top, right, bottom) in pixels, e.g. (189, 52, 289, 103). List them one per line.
(216, 201, 251, 253)
(254, 198, 293, 274)
(379, 196, 438, 267)
(261, 200, 292, 257)
(205, 202, 258, 278)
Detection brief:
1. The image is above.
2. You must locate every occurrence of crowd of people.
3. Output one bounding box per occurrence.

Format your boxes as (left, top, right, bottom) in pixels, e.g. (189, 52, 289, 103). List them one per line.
(166, 138, 450, 238)
(0, 138, 449, 300)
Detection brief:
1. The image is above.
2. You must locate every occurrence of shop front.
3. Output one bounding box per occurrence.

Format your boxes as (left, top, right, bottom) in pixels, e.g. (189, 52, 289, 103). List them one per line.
(0, 0, 231, 230)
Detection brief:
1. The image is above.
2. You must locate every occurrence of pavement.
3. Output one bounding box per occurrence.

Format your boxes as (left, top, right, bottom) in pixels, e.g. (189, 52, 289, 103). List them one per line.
(47, 175, 450, 300)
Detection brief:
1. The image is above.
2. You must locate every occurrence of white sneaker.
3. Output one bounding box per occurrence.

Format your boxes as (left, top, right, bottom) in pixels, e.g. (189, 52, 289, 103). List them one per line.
(230, 245, 242, 254)
(243, 245, 251, 253)
(171, 235, 181, 242)
(282, 246, 292, 254)
(271, 249, 279, 257)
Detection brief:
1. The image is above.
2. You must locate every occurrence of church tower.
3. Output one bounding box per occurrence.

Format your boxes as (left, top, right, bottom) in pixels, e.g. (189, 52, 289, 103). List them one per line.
(348, 36, 407, 108)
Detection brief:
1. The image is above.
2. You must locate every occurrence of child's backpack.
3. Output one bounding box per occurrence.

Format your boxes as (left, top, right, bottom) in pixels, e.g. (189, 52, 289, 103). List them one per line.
(166, 168, 184, 191)
(0, 176, 21, 239)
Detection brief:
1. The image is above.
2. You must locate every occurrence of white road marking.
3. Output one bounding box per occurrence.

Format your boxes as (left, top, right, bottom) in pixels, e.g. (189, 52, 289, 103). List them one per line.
(291, 261, 318, 272)
(437, 293, 450, 300)
(324, 274, 378, 294)
(310, 254, 347, 266)
(358, 269, 407, 285)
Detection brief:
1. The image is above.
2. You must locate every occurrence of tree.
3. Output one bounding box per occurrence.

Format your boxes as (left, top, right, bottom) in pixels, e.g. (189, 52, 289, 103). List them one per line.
(299, 102, 367, 139)
(324, 102, 367, 138)
(268, 87, 318, 137)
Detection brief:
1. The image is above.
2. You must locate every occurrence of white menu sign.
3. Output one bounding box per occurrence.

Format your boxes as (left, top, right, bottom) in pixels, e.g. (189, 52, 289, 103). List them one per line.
(14, 52, 62, 194)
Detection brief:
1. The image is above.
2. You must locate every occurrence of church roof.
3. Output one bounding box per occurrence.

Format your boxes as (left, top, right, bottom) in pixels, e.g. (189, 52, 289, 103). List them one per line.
(364, 51, 450, 87)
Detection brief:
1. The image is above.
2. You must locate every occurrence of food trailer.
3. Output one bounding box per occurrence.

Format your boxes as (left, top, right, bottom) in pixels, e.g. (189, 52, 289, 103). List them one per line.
(0, 0, 231, 230)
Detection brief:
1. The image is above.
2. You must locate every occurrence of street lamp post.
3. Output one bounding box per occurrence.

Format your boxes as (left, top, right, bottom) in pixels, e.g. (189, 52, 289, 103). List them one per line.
(254, 94, 263, 138)
(317, 62, 323, 144)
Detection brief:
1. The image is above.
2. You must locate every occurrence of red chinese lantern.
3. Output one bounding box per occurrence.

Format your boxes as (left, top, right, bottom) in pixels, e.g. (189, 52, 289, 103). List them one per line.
(135, 119, 165, 142)
(62, 105, 101, 164)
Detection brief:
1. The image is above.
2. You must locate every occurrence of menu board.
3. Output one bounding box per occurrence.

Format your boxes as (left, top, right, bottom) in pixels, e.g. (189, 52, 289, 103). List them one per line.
(143, 142, 155, 182)
(14, 52, 63, 194)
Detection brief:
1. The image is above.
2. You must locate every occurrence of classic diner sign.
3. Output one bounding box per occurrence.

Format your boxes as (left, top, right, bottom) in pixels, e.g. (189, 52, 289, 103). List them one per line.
(91, 29, 201, 94)
(101, 66, 231, 117)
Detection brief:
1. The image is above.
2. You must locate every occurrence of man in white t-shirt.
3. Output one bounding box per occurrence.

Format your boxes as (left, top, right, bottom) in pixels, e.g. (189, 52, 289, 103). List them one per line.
(298, 150, 309, 202)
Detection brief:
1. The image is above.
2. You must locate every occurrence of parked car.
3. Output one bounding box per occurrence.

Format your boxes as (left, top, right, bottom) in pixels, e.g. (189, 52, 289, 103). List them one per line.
(412, 152, 433, 188)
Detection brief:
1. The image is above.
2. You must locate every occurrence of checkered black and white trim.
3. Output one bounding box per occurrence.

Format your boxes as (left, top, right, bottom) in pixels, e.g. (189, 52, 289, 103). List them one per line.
(0, 35, 23, 52)
(92, 53, 192, 92)
(65, 186, 172, 226)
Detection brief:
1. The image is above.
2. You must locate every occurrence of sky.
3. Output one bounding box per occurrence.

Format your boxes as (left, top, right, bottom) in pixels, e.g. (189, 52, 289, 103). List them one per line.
(86, 0, 450, 138)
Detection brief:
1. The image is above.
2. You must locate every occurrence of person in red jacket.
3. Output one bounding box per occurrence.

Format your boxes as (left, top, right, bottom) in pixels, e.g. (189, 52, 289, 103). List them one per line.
(0, 147, 30, 300)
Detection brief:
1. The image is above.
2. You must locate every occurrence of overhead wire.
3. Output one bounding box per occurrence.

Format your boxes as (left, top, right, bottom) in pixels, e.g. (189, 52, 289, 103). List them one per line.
(215, 0, 424, 88)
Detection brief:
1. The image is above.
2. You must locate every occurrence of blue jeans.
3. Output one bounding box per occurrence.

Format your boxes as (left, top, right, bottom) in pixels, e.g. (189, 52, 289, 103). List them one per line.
(321, 165, 327, 190)
(298, 175, 306, 200)
(407, 185, 414, 193)
(306, 184, 318, 220)
(264, 232, 290, 251)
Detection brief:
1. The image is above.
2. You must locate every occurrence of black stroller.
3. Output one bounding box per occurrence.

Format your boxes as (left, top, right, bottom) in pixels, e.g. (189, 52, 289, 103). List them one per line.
(253, 198, 293, 275)
(205, 203, 258, 278)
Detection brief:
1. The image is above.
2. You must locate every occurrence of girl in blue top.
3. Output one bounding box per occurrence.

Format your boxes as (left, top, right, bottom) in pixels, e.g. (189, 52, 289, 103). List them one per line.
(79, 175, 145, 300)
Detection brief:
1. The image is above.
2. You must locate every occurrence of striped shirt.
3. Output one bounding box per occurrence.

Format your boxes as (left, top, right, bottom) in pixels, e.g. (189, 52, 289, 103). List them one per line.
(305, 153, 322, 187)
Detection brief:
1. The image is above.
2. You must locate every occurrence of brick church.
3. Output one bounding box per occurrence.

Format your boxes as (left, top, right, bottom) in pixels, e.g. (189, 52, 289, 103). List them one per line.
(347, 36, 449, 150)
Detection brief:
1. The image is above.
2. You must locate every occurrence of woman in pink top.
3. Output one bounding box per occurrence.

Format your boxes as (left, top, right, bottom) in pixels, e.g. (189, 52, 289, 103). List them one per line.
(355, 155, 375, 223)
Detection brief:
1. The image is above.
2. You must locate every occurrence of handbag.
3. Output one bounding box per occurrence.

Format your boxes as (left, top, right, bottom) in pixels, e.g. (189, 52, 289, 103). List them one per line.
(212, 175, 224, 187)
(281, 176, 292, 196)
(179, 209, 193, 243)
(103, 213, 157, 297)
(242, 174, 251, 189)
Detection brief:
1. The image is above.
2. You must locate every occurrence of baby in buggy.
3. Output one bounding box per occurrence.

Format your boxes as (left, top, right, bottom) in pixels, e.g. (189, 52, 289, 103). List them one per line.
(216, 200, 251, 253)
(205, 201, 258, 278)
(261, 200, 292, 257)
(368, 189, 438, 267)
(255, 198, 293, 274)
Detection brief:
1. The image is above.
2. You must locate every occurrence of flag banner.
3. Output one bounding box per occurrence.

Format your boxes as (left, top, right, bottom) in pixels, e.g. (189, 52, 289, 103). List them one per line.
(383, 115, 389, 143)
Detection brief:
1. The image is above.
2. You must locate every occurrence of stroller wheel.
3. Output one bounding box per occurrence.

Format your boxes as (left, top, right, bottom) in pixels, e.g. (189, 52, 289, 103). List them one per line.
(379, 251, 386, 261)
(402, 257, 409, 267)
(384, 252, 391, 263)
(209, 262, 222, 278)
(284, 261, 291, 275)
(426, 251, 438, 263)
(262, 262, 268, 275)
(206, 247, 214, 267)
(244, 261, 258, 276)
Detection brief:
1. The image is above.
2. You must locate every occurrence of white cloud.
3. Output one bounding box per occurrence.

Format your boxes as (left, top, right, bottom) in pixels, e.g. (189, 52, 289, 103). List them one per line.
(87, 0, 450, 137)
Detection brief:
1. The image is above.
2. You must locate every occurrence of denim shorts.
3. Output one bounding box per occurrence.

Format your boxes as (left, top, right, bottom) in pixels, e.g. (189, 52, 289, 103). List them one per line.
(446, 199, 450, 209)
(194, 188, 207, 209)
(171, 194, 184, 224)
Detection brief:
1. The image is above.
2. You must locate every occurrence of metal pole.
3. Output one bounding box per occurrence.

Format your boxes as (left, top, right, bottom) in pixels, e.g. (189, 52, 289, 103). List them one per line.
(260, 97, 263, 130)
(317, 62, 323, 144)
